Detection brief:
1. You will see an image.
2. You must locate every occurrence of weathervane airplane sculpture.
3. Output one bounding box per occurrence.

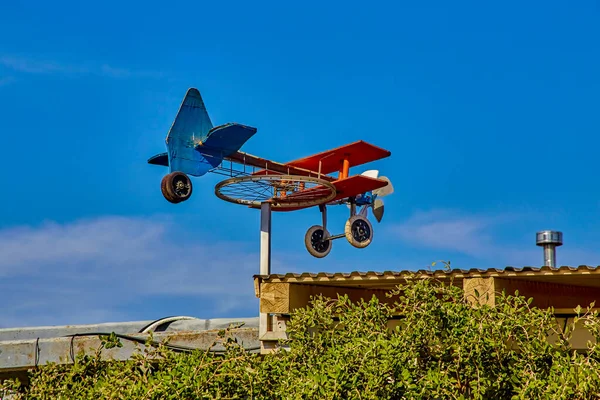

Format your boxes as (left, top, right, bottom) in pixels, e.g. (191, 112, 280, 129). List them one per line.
(148, 88, 393, 258)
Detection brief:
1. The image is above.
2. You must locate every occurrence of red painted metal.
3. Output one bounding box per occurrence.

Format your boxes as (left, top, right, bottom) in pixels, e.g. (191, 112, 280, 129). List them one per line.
(330, 175, 388, 201)
(226, 151, 336, 181)
(222, 141, 392, 212)
(269, 175, 389, 212)
(284, 140, 391, 175)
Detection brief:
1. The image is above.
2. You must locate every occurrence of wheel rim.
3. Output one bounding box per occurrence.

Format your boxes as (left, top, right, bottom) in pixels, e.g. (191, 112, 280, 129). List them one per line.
(215, 175, 337, 210)
(351, 219, 371, 243)
(310, 229, 330, 253)
(172, 175, 191, 198)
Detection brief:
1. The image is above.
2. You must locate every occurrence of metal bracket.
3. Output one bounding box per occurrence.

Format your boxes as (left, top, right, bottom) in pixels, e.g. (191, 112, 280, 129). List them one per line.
(349, 197, 356, 217)
(319, 204, 328, 232)
(359, 205, 368, 217)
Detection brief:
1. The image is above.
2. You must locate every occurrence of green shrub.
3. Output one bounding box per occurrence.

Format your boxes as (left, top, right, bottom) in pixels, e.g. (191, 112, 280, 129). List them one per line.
(3, 277, 600, 399)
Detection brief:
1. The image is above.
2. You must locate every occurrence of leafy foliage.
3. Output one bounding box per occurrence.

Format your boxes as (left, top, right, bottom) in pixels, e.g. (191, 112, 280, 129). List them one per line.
(3, 277, 600, 399)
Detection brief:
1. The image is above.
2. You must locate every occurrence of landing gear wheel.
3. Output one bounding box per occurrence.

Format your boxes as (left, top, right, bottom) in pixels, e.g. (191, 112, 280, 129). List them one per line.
(345, 215, 373, 248)
(161, 172, 193, 204)
(305, 225, 332, 258)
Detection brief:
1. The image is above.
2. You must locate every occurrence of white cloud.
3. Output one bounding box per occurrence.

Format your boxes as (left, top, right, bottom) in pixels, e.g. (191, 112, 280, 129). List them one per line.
(0, 55, 88, 75)
(100, 64, 132, 78)
(391, 209, 512, 258)
(0, 55, 163, 79)
(0, 216, 259, 328)
(99, 64, 164, 79)
(390, 209, 600, 268)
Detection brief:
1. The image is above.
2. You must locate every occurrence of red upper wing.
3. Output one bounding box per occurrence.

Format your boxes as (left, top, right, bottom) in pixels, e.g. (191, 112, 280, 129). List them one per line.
(285, 141, 391, 175)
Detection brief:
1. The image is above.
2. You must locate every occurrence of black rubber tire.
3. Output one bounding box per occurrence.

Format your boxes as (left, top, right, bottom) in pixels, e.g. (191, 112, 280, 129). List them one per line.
(304, 225, 332, 258)
(161, 172, 193, 203)
(161, 174, 180, 203)
(344, 215, 373, 248)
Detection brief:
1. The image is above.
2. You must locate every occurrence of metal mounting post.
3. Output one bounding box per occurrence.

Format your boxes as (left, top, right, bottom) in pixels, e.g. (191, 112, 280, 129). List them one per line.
(260, 202, 272, 275)
(259, 201, 272, 351)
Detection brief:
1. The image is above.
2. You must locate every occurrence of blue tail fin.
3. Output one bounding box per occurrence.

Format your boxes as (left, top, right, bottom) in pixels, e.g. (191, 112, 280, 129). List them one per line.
(166, 88, 215, 176)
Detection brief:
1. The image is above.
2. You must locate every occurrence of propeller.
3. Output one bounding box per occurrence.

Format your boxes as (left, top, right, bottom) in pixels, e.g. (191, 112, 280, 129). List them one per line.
(373, 176, 394, 197)
(345, 170, 394, 223)
(372, 198, 384, 223)
(361, 169, 379, 179)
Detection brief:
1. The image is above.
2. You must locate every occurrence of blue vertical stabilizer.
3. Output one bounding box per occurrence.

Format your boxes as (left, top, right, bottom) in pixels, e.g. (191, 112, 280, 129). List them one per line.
(148, 88, 258, 177)
(166, 88, 215, 176)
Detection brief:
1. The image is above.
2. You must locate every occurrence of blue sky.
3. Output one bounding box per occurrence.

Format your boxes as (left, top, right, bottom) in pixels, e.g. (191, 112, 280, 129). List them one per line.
(1, 0, 599, 327)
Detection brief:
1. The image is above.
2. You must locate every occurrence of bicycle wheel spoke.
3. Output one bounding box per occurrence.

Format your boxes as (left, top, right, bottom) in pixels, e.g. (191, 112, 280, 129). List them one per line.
(215, 175, 337, 209)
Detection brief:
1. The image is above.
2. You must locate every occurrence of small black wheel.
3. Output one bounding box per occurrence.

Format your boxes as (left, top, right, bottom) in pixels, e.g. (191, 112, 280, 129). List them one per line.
(161, 174, 180, 203)
(344, 215, 373, 248)
(304, 225, 332, 258)
(161, 172, 193, 203)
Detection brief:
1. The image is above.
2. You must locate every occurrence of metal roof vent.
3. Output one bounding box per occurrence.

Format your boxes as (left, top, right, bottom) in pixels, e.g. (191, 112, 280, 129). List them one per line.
(536, 230, 563, 268)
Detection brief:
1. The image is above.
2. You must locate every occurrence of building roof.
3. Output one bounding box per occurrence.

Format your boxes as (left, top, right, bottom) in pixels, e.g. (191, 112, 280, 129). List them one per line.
(0, 316, 260, 378)
(254, 265, 600, 289)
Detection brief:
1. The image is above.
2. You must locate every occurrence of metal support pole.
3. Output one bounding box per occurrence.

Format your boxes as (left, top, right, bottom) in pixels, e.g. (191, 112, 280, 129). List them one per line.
(259, 202, 272, 351)
(260, 202, 272, 275)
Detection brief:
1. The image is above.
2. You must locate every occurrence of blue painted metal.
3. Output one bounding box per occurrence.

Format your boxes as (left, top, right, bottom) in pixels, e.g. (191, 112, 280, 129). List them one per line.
(147, 152, 168, 166)
(196, 123, 258, 162)
(147, 88, 258, 177)
(165, 88, 214, 176)
(168, 145, 215, 176)
(355, 191, 374, 206)
(147, 88, 376, 206)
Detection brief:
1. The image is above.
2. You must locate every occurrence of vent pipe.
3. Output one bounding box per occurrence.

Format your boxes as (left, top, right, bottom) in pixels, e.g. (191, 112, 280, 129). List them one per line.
(536, 230, 563, 268)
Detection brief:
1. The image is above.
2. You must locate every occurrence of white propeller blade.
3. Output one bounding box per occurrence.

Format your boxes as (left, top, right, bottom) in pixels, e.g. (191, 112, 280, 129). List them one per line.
(373, 176, 394, 197)
(361, 169, 379, 179)
(373, 198, 385, 223)
(344, 171, 392, 219)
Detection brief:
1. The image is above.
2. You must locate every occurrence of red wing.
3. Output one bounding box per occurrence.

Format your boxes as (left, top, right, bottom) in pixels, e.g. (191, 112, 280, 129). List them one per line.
(285, 141, 391, 175)
(330, 175, 389, 201)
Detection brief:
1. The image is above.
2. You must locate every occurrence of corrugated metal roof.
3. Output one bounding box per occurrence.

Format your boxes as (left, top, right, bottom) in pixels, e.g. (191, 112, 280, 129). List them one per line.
(0, 317, 261, 378)
(254, 265, 600, 284)
(0, 317, 259, 342)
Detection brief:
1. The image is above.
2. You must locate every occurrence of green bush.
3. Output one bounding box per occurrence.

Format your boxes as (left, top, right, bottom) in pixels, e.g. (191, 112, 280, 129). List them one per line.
(3, 277, 600, 399)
